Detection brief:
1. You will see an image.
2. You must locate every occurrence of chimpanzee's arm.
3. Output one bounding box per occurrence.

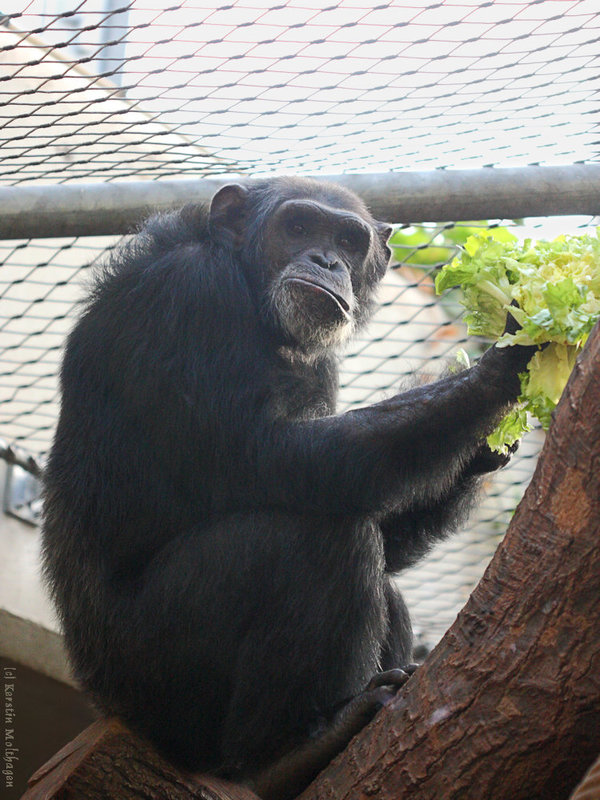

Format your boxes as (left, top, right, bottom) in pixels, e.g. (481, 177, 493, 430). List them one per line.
(379, 476, 480, 572)
(245, 343, 533, 518)
(380, 442, 512, 572)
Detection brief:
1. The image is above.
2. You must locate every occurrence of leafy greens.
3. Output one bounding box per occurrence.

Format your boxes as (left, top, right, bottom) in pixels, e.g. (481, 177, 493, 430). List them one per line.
(435, 229, 600, 452)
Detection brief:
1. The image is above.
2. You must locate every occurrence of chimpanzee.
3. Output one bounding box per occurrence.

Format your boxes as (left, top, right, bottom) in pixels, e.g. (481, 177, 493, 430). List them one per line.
(42, 177, 536, 799)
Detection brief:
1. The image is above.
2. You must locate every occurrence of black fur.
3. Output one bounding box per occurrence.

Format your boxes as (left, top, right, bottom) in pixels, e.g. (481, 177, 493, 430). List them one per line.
(42, 177, 533, 795)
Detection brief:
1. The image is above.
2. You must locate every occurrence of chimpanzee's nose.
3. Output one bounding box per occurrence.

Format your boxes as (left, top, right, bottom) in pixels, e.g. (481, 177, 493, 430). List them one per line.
(310, 252, 341, 270)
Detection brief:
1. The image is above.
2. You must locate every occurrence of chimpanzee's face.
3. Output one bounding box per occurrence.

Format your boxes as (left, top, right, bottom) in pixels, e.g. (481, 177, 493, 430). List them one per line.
(209, 179, 392, 355)
(264, 197, 381, 351)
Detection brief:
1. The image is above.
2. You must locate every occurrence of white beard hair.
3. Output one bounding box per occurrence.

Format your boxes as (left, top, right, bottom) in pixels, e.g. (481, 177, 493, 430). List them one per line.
(269, 273, 356, 357)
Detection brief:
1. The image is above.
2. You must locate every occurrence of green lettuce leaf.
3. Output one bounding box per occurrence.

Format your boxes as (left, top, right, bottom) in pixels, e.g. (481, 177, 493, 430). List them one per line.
(486, 408, 531, 455)
(519, 344, 580, 430)
(435, 229, 600, 452)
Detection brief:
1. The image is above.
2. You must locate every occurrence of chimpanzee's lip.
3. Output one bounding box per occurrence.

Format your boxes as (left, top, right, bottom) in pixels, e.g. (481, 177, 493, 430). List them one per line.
(287, 277, 351, 316)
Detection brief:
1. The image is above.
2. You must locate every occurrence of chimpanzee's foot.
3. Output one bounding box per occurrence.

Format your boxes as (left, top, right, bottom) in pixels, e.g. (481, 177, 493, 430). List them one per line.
(248, 666, 418, 800)
(366, 664, 419, 689)
(333, 664, 418, 732)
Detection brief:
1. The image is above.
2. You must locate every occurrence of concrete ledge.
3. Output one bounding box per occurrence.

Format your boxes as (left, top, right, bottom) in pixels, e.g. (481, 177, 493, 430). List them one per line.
(0, 609, 74, 686)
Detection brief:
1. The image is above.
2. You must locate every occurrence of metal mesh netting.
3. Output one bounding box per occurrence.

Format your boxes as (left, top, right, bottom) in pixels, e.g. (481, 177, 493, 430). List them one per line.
(1, 2, 599, 646)
(2, 1, 599, 180)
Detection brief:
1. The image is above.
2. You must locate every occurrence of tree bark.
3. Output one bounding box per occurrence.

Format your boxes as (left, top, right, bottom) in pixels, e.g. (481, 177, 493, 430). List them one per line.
(21, 718, 260, 800)
(298, 322, 600, 800)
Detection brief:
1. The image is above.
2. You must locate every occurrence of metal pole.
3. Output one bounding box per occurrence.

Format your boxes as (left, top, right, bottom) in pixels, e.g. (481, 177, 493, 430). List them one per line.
(0, 165, 599, 240)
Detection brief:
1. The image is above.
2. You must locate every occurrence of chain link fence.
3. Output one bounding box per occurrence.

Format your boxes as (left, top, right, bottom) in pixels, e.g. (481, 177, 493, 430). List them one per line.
(1, 1, 599, 648)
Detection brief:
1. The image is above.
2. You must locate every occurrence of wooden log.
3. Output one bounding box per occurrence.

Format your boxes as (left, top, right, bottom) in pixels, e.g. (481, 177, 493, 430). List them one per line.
(21, 717, 260, 800)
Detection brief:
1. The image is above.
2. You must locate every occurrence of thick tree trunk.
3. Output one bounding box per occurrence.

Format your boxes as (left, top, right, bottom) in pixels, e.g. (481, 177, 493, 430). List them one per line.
(298, 322, 600, 800)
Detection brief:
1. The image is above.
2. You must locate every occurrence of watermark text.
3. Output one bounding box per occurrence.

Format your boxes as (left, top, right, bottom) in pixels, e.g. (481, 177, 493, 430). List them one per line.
(3, 666, 19, 789)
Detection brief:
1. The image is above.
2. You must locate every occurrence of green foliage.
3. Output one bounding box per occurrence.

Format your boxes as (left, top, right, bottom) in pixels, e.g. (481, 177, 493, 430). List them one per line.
(389, 222, 515, 267)
(436, 229, 600, 451)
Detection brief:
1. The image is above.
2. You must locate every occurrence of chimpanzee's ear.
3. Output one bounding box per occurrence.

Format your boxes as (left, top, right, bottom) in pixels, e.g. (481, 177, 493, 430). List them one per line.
(377, 222, 393, 248)
(376, 222, 393, 269)
(209, 184, 249, 246)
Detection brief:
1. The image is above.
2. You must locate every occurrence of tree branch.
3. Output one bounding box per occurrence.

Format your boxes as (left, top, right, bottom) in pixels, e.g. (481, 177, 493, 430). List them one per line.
(22, 718, 260, 800)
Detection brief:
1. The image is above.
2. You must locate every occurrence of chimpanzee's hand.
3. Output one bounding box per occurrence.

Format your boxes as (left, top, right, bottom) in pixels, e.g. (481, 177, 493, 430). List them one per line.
(478, 303, 541, 398)
(469, 440, 518, 475)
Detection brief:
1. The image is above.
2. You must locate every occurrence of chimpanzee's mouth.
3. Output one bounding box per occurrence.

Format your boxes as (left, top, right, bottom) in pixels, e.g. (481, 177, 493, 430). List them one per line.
(287, 277, 351, 317)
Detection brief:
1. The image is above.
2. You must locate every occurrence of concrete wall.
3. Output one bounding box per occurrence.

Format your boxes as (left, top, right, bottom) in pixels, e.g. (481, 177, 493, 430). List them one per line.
(0, 462, 72, 685)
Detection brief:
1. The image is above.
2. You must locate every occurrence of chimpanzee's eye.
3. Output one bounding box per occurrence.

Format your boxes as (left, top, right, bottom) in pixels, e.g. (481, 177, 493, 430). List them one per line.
(338, 225, 369, 255)
(338, 233, 359, 252)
